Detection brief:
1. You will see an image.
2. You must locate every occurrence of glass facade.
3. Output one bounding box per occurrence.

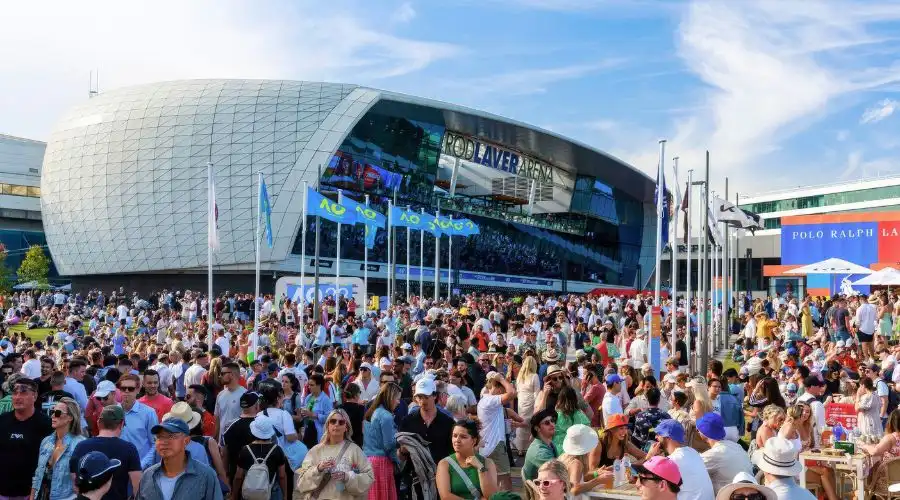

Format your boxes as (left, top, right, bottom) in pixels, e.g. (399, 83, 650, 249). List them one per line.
(294, 105, 648, 286)
(754, 204, 900, 231)
(0, 184, 40, 198)
(740, 185, 900, 214)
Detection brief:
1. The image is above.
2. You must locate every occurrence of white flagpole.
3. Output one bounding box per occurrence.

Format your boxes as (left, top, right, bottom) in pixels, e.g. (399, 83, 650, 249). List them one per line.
(300, 182, 308, 313)
(671, 156, 680, 348)
(685, 169, 693, 369)
(419, 208, 425, 300)
(653, 141, 666, 308)
(254, 172, 262, 347)
(364, 195, 370, 306)
(336, 190, 342, 303)
(447, 214, 453, 299)
(207, 161, 214, 346)
(434, 202, 440, 301)
(387, 199, 393, 309)
(406, 205, 411, 302)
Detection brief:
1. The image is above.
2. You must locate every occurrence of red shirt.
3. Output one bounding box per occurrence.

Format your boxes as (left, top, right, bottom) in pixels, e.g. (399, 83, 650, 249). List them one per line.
(139, 393, 174, 422)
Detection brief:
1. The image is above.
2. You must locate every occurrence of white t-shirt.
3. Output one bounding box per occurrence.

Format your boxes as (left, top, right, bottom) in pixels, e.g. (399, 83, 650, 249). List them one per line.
(601, 391, 623, 422)
(477, 394, 506, 456)
(355, 378, 380, 403)
(117, 304, 129, 320)
(261, 407, 298, 448)
(184, 364, 207, 388)
(669, 446, 715, 500)
(21, 358, 41, 379)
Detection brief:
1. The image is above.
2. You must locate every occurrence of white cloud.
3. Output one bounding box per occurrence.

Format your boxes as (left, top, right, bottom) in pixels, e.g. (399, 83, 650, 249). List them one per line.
(0, 1, 459, 139)
(635, 1, 900, 194)
(837, 130, 850, 141)
(860, 99, 899, 124)
(392, 2, 416, 23)
(441, 60, 623, 98)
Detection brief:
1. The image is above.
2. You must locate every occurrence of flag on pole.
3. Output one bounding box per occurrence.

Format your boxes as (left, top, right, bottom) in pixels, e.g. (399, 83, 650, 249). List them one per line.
(306, 187, 357, 225)
(260, 177, 273, 248)
(208, 167, 220, 252)
(712, 196, 763, 234)
(389, 206, 427, 230)
(681, 181, 690, 244)
(447, 218, 480, 236)
(341, 196, 386, 228)
(248, 332, 258, 362)
(364, 224, 377, 249)
(654, 162, 669, 247)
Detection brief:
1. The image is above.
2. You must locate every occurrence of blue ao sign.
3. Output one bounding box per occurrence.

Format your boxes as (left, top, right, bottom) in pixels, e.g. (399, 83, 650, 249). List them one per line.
(441, 131, 554, 184)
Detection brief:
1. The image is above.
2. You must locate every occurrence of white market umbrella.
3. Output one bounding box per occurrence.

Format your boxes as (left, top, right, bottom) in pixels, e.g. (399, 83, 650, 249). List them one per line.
(852, 267, 900, 286)
(785, 257, 873, 275)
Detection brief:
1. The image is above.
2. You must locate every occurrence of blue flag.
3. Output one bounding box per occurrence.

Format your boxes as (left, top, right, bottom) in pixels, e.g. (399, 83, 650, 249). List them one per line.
(389, 206, 426, 230)
(450, 218, 480, 236)
(260, 177, 273, 248)
(420, 212, 442, 236)
(341, 196, 385, 228)
(364, 224, 377, 249)
(306, 187, 357, 225)
(655, 165, 669, 246)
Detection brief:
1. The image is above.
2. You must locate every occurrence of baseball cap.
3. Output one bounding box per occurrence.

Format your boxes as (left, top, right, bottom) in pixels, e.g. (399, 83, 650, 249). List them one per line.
(804, 375, 825, 388)
(696, 412, 726, 441)
(266, 362, 279, 373)
(359, 362, 373, 372)
(786, 383, 798, 393)
(151, 418, 190, 436)
(836, 340, 846, 348)
(414, 378, 436, 396)
(94, 380, 117, 399)
(401, 343, 412, 350)
(633, 456, 682, 486)
(240, 391, 261, 408)
(655, 419, 686, 443)
(99, 405, 125, 423)
(605, 374, 624, 385)
(74, 451, 122, 492)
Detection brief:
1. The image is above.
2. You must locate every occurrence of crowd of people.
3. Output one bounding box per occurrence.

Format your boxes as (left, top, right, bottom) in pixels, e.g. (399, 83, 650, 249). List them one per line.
(0, 286, 898, 500)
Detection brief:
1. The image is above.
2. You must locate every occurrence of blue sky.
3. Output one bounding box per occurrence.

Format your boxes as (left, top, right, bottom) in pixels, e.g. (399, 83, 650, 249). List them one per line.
(3, 0, 900, 196)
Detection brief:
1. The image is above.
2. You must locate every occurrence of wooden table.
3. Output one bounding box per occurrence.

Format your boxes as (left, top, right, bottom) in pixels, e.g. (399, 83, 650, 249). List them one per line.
(586, 483, 640, 499)
(799, 450, 869, 500)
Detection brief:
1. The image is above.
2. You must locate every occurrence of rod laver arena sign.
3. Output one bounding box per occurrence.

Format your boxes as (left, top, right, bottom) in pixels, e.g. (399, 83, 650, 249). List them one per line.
(441, 131, 554, 184)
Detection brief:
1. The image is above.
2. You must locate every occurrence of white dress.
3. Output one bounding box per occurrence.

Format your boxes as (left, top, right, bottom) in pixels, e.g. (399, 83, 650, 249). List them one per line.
(515, 373, 540, 452)
(857, 392, 885, 438)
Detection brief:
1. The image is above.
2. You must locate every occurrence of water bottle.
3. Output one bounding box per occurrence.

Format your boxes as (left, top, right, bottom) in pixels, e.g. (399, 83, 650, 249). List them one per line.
(613, 459, 625, 487)
(622, 456, 632, 483)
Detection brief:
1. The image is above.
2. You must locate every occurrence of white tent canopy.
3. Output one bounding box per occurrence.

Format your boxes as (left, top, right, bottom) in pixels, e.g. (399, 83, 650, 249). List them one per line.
(852, 267, 900, 286)
(785, 257, 873, 276)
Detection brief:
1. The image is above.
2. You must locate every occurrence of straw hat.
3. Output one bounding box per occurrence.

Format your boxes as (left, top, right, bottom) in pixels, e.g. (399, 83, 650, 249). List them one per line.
(162, 402, 202, 430)
(716, 472, 777, 500)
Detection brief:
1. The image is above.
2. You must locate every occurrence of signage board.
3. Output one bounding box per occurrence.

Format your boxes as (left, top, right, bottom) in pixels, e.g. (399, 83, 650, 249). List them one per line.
(275, 276, 365, 305)
(441, 130, 555, 184)
(649, 306, 662, 375)
(824, 402, 857, 430)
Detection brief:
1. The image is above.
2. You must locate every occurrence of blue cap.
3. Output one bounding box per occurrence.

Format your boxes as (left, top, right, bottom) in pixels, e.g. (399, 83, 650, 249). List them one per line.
(151, 418, 190, 436)
(786, 382, 798, 393)
(655, 419, 685, 443)
(696, 412, 726, 441)
(787, 347, 798, 356)
(0, 340, 8, 347)
(75, 451, 121, 491)
(605, 374, 624, 385)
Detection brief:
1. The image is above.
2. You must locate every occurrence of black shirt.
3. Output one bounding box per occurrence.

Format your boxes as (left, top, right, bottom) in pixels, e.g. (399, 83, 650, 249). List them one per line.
(223, 416, 256, 482)
(0, 410, 53, 496)
(338, 402, 366, 449)
(399, 410, 454, 464)
(237, 442, 287, 480)
(39, 389, 75, 417)
(71, 436, 141, 500)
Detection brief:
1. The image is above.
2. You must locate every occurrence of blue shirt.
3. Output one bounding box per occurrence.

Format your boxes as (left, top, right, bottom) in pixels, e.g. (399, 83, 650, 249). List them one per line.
(63, 377, 88, 413)
(113, 334, 127, 356)
(121, 401, 159, 459)
(362, 406, 398, 460)
(301, 392, 333, 440)
(353, 327, 370, 346)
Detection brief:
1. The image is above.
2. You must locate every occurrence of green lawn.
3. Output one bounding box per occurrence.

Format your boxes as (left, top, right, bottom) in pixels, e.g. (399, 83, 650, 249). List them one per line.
(9, 325, 58, 343)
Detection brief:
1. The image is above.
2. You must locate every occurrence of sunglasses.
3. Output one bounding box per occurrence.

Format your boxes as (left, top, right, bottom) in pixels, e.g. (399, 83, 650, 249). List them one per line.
(51, 409, 69, 418)
(531, 479, 563, 487)
(12, 386, 35, 394)
(540, 418, 555, 426)
(328, 418, 346, 426)
(730, 494, 766, 500)
(119, 386, 138, 392)
(637, 475, 662, 485)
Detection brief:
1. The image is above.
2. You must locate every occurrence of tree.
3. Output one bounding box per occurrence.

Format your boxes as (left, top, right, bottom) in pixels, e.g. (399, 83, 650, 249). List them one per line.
(18, 245, 50, 286)
(0, 244, 12, 295)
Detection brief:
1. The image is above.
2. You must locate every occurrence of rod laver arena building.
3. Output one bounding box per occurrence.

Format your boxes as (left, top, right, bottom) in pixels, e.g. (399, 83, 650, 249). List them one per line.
(41, 79, 659, 294)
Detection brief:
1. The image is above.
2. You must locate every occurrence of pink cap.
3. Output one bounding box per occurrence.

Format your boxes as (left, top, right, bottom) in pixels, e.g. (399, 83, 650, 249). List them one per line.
(635, 456, 681, 486)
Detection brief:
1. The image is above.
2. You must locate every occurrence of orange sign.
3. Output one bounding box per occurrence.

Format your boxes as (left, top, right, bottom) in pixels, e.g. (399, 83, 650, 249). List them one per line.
(650, 306, 661, 340)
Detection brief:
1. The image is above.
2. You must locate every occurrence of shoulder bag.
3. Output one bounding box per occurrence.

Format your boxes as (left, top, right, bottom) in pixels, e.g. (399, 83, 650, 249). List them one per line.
(309, 440, 351, 500)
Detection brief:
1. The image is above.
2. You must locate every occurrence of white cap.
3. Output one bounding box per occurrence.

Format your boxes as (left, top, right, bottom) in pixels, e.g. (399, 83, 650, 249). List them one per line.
(836, 340, 846, 348)
(95, 380, 116, 398)
(414, 377, 436, 396)
(401, 343, 412, 350)
(445, 383, 464, 399)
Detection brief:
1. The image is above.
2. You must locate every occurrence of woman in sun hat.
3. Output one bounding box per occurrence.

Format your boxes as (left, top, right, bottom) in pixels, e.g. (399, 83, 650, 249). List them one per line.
(558, 424, 612, 499)
(587, 413, 646, 469)
(715, 471, 777, 500)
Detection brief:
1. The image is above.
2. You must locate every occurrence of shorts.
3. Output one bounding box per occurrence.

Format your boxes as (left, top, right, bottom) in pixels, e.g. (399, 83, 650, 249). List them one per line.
(488, 440, 511, 475)
(858, 331, 874, 343)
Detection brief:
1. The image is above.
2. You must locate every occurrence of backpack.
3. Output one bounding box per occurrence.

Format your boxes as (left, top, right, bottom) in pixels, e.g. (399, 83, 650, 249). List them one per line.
(884, 378, 900, 414)
(241, 444, 278, 500)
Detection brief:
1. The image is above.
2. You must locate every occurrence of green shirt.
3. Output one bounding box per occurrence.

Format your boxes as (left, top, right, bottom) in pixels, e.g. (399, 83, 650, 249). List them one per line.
(552, 410, 591, 452)
(0, 395, 12, 414)
(523, 438, 558, 481)
(448, 453, 485, 499)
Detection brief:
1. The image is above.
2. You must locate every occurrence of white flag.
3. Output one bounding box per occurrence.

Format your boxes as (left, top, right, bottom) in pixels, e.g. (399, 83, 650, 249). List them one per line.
(208, 165, 220, 252)
(713, 196, 763, 232)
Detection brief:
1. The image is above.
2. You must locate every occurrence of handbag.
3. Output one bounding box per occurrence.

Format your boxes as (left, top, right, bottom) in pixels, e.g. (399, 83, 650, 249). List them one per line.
(447, 455, 482, 500)
(309, 441, 351, 500)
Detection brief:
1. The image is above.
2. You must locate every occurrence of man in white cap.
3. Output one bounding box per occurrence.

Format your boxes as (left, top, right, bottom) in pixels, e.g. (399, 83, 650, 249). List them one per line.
(354, 363, 379, 403)
(477, 371, 517, 491)
(630, 329, 648, 369)
(752, 436, 815, 500)
(715, 472, 776, 500)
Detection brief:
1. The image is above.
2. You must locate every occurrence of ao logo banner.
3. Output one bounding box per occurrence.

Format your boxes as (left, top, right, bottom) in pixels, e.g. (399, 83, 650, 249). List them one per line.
(286, 284, 354, 304)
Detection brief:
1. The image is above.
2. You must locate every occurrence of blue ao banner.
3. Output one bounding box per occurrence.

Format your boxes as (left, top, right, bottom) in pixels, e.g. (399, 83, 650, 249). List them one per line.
(389, 207, 427, 230)
(364, 224, 377, 249)
(306, 187, 357, 225)
(340, 196, 385, 228)
(450, 218, 480, 236)
(286, 283, 354, 304)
